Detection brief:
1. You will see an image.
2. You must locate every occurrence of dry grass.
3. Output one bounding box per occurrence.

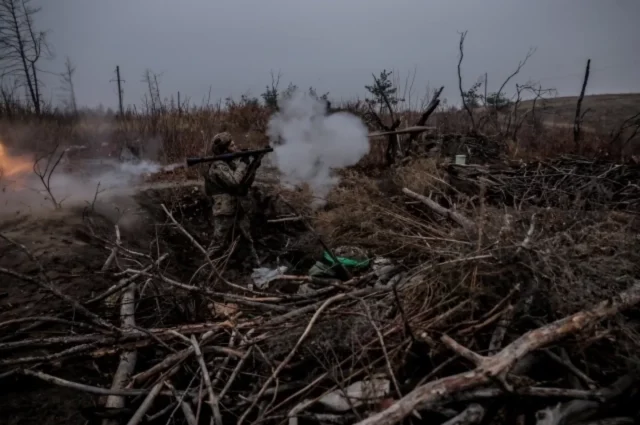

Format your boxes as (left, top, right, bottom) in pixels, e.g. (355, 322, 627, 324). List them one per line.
(519, 92, 640, 130)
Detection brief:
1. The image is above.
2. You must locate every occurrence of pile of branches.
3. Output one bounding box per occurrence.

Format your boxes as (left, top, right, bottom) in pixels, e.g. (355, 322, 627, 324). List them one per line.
(419, 133, 506, 163)
(1, 180, 640, 425)
(447, 156, 640, 211)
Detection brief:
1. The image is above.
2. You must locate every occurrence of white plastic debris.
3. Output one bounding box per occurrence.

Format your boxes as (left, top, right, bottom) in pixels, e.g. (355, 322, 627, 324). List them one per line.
(288, 377, 390, 425)
(318, 378, 390, 411)
(250, 266, 288, 289)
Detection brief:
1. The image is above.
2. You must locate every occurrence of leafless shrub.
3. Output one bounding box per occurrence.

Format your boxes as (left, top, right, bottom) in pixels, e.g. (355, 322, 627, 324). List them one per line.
(32, 141, 65, 209)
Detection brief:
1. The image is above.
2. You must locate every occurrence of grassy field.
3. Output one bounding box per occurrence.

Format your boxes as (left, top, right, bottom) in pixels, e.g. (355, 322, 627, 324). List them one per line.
(519, 92, 640, 131)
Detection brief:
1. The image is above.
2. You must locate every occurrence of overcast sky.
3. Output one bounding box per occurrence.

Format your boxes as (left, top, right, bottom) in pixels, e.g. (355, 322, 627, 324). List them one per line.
(33, 0, 640, 109)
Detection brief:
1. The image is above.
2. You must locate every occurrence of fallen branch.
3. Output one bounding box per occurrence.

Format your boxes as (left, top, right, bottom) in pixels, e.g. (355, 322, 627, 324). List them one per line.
(20, 369, 150, 396)
(102, 224, 122, 271)
(354, 281, 640, 425)
(190, 334, 222, 425)
(402, 188, 478, 235)
(125, 382, 163, 425)
(103, 280, 138, 425)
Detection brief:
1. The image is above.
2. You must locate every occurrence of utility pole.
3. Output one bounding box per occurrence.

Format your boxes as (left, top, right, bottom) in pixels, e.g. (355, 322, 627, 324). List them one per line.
(110, 66, 125, 117)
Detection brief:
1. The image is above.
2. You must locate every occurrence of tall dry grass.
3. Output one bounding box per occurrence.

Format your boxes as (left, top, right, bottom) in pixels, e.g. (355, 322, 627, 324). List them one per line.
(1, 89, 637, 172)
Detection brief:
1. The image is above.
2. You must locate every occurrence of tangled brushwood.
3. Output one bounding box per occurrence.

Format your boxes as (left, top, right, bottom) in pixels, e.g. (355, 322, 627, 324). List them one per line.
(1, 149, 640, 425)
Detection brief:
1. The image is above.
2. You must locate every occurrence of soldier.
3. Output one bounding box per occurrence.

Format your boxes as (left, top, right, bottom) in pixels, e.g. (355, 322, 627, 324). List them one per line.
(204, 132, 263, 266)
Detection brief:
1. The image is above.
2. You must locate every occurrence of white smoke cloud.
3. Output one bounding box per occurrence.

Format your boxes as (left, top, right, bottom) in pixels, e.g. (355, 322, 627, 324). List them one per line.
(0, 155, 164, 215)
(267, 91, 369, 204)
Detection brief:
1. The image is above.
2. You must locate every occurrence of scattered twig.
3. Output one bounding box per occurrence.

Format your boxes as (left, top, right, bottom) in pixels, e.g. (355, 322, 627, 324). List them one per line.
(20, 369, 150, 396)
(402, 188, 478, 236)
(354, 281, 640, 425)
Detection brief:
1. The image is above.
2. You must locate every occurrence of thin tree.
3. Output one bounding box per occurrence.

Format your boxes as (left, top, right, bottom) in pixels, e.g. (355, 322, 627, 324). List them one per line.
(573, 59, 591, 148)
(59, 56, 77, 115)
(457, 31, 476, 131)
(0, 0, 52, 115)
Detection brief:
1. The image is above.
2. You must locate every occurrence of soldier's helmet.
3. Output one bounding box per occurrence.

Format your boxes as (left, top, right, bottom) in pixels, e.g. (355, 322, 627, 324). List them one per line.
(211, 132, 234, 154)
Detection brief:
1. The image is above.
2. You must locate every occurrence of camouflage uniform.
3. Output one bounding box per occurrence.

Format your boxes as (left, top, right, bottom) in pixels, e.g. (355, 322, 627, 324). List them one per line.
(204, 132, 261, 265)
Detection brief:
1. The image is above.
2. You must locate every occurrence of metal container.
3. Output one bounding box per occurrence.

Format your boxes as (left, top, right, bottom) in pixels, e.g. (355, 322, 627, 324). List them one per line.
(455, 154, 467, 165)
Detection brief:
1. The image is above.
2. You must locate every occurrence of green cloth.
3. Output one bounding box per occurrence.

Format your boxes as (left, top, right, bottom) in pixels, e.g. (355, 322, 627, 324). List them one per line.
(322, 251, 370, 268)
(308, 251, 370, 278)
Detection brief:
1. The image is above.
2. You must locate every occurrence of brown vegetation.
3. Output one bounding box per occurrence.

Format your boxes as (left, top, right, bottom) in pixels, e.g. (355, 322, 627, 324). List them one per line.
(1, 84, 639, 425)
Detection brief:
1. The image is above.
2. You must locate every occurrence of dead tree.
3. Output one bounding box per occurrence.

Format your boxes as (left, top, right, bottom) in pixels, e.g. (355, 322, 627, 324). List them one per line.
(457, 31, 476, 132)
(528, 84, 557, 129)
(59, 56, 77, 116)
(509, 83, 556, 142)
(414, 86, 444, 128)
(0, 0, 51, 115)
(33, 142, 66, 209)
(492, 47, 536, 133)
(405, 85, 444, 149)
(573, 59, 591, 149)
(142, 68, 164, 116)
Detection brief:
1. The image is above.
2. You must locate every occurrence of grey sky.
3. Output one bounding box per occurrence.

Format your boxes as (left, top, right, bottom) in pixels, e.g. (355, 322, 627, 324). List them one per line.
(34, 0, 640, 109)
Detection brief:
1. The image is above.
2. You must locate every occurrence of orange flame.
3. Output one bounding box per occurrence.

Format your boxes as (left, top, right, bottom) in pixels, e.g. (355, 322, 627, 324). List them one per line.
(0, 142, 32, 179)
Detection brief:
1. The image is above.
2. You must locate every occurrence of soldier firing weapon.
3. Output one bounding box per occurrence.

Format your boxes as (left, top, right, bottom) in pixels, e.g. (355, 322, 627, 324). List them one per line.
(192, 133, 271, 266)
(185, 147, 274, 167)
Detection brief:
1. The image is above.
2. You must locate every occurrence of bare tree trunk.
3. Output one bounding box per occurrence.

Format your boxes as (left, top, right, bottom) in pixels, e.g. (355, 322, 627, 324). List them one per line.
(116, 66, 124, 117)
(414, 86, 444, 127)
(6, 1, 39, 113)
(0, 0, 49, 115)
(573, 59, 591, 150)
(29, 61, 39, 113)
(457, 31, 476, 132)
(60, 57, 77, 115)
